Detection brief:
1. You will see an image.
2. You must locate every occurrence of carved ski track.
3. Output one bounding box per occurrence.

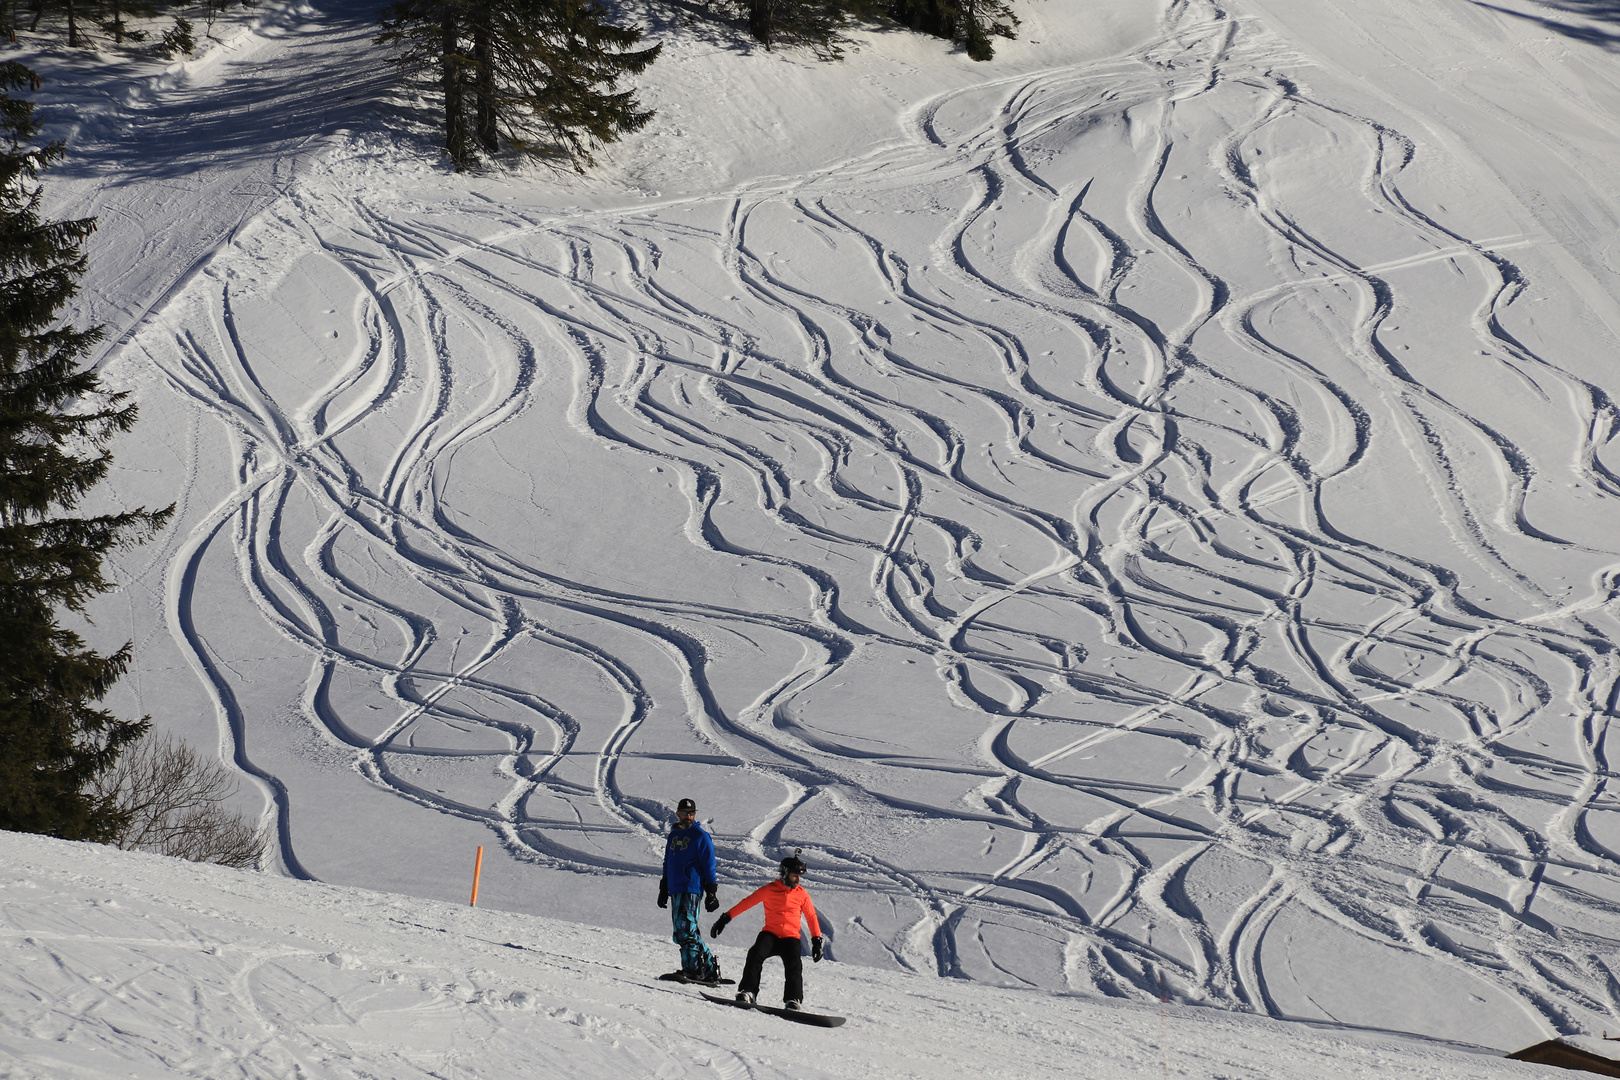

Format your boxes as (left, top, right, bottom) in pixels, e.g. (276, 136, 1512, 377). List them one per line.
(145, 222, 728, 880)
(726, 206, 1086, 586)
(1218, 79, 1594, 593)
(707, 206, 1082, 658)
(1010, 0, 1607, 1016)
(152, 224, 881, 887)
(124, 0, 1620, 1034)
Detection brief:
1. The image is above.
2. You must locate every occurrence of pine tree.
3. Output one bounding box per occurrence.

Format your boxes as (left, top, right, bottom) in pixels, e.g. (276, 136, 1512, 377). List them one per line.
(378, 0, 661, 172)
(97, 0, 155, 46)
(738, 0, 879, 58)
(726, 0, 1012, 63)
(888, 0, 1017, 61)
(0, 62, 172, 841)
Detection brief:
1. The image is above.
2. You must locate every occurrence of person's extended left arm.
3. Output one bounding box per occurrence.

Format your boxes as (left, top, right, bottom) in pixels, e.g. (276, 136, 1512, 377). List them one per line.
(712, 882, 770, 937)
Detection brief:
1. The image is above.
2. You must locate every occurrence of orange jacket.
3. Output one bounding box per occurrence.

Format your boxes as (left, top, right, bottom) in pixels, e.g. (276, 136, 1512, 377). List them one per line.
(726, 880, 821, 939)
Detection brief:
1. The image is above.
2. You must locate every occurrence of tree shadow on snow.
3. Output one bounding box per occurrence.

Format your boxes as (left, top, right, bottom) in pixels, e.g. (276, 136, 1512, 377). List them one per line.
(45, 0, 415, 182)
(634, 0, 761, 55)
(1471, 0, 1620, 50)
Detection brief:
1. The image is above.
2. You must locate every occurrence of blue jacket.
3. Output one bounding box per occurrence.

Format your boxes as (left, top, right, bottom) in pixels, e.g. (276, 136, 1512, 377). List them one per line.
(663, 822, 717, 894)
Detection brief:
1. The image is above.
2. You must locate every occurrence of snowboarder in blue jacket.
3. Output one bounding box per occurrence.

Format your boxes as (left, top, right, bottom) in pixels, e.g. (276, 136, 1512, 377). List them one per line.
(659, 797, 722, 982)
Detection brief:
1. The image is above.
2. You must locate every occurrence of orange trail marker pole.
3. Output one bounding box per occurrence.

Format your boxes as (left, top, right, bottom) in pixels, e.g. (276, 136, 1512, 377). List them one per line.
(1159, 973, 1169, 1080)
(470, 846, 485, 906)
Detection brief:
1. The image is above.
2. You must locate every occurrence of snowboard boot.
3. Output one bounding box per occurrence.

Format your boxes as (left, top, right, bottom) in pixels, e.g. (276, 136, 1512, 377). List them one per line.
(735, 991, 755, 1005)
(783, 1000, 802, 1011)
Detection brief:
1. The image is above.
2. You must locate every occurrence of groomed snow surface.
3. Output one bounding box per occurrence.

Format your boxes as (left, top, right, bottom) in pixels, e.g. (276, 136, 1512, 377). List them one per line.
(11, 0, 1620, 1072)
(0, 830, 1561, 1078)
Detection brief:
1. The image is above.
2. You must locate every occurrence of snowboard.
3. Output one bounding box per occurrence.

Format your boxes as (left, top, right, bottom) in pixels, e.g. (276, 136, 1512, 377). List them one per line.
(701, 990, 846, 1028)
(657, 972, 735, 987)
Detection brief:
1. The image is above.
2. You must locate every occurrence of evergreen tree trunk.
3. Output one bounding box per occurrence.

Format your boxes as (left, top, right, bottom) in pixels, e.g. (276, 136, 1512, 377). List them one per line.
(65, 0, 79, 47)
(440, 5, 469, 168)
(887, 0, 1014, 61)
(959, 0, 990, 61)
(748, 0, 774, 47)
(472, 1, 497, 156)
(378, 0, 659, 172)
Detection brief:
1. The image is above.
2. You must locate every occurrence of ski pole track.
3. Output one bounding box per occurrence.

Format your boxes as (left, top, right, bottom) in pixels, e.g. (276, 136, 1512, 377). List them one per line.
(122, 0, 1620, 1038)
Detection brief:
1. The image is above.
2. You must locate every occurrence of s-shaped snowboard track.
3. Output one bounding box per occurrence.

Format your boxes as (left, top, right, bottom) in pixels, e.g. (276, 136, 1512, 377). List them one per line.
(124, 0, 1620, 1042)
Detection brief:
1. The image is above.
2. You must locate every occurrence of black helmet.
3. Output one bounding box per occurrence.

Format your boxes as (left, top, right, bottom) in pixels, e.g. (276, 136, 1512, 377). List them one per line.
(779, 850, 807, 877)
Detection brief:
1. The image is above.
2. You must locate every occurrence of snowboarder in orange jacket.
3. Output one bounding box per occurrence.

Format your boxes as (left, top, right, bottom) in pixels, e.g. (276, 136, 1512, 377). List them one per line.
(710, 852, 823, 1010)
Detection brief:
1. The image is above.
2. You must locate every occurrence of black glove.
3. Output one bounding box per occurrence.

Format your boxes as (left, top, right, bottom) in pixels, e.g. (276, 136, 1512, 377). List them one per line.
(811, 936, 824, 963)
(657, 877, 669, 909)
(703, 883, 719, 912)
(710, 912, 731, 938)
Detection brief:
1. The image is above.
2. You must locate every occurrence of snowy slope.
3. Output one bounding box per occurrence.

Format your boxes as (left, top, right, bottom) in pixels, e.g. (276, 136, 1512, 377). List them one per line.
(0, 830, 1563, 1079)
(27, 0, 1620, 1053)
(20, 0, 389, 367)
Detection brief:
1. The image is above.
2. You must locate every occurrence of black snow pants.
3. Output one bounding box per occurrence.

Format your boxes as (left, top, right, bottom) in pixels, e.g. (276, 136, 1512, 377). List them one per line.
(738, 930, 803, 1004)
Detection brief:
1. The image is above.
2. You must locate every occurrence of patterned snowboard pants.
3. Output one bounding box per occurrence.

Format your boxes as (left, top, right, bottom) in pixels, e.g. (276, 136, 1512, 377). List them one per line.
(671, 893, 719, 979)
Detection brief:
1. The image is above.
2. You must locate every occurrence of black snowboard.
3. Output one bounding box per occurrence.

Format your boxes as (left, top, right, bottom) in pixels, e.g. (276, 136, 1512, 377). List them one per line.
(701, 990, 845, 1028)
(658, 972, 735, 986)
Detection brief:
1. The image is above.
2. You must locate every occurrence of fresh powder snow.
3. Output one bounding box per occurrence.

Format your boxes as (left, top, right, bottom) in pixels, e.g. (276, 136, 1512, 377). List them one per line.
(9, 0, 1620, 1071)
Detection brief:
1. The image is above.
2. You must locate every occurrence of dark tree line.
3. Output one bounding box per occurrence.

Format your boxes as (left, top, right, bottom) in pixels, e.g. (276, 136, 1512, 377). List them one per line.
(4, 0, 199, 56)
(378, 0, 661, 171)
(732, 0, 1015, 60)
(886, 0, 1017, 61)
(377, 0, 1022, 172)
(0, 61, 172, 842)
(730, 0, 878, 57)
